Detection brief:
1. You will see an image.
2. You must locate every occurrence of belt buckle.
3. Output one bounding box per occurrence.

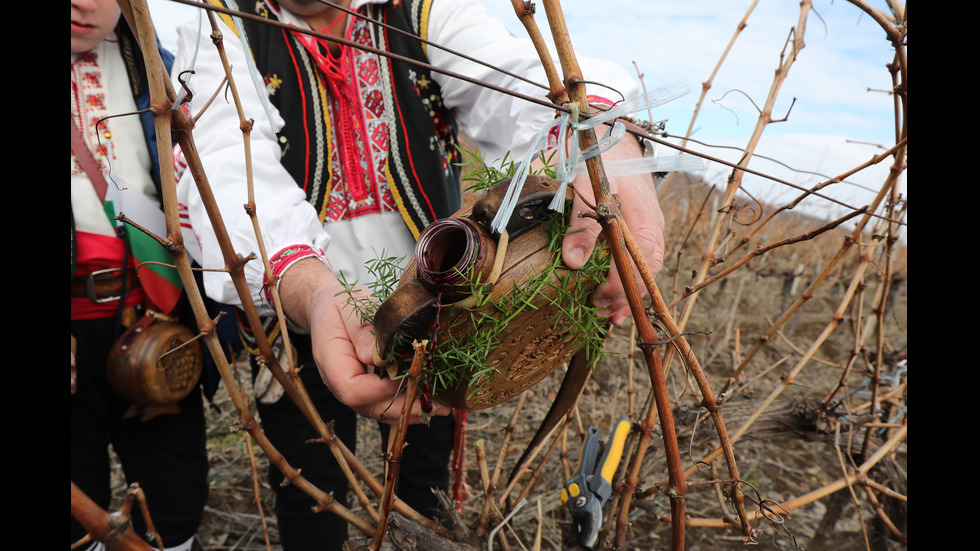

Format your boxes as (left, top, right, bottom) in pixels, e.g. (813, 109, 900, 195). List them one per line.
(86, 267, 125, 303)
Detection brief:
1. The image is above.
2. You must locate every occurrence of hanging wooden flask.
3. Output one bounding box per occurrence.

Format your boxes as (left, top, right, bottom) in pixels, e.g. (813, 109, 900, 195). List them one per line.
(107, 314, 203, 421)
(374, 175, 600, 410)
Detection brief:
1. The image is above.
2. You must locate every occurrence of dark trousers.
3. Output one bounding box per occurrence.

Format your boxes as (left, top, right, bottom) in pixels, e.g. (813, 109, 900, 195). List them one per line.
(256, 333, 454, 550)
(70, 317, 209, 546)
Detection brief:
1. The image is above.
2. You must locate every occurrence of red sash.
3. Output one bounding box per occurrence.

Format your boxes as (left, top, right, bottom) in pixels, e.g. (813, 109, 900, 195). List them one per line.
(71, 231, 146, 320)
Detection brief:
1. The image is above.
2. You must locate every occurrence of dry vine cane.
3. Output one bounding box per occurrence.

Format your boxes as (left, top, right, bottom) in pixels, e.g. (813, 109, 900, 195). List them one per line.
(704, 0, 905, 464)
(519, 0, 906, 548)
(77, 0, 906, 548)
(112, 0, 377, 538)
(75, 0, 433, 545)
(657, 0, 759, 199)
(653, 0, 906, 538)
(371, 341, 427, 550)
(71, 482, 159, 551)
(508, 1, 752, 548)
(192, 8, 406, 529)
(671, 0, 814, 346)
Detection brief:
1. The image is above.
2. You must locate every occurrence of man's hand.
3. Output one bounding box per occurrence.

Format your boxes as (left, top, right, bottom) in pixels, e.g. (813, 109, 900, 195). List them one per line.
(279, 257, 449, 423)
(561, 133, 666, 326)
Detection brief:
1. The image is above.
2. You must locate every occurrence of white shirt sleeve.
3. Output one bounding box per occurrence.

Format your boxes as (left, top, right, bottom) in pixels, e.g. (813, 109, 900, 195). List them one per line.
(425, 0, 639, 164)
(172, 13, 331, 314)
(171, 1, 637, 312)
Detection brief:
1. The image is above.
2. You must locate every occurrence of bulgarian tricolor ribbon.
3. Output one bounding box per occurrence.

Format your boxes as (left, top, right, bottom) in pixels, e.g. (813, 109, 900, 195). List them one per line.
(103, 177, 183, 314)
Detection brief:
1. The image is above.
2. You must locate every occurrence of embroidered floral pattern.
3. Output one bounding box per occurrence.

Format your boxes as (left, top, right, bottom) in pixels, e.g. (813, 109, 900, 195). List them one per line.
(410, 64, 459, 178)
(322, 14, 397, 222)
(71, 50, 115, 175)
(265, 73, 282, 97)
(264, 244, 327, 306)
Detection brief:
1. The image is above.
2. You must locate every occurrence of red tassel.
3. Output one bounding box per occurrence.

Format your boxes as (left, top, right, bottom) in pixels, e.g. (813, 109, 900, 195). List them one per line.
(450, 408, 472, 509)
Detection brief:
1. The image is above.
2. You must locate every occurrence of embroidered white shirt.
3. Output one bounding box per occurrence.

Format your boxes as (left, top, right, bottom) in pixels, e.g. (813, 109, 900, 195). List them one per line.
(172, 0, 637, 313)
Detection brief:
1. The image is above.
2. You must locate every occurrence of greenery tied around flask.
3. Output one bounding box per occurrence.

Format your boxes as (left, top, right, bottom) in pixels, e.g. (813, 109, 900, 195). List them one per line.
(337, 149, 609, 406)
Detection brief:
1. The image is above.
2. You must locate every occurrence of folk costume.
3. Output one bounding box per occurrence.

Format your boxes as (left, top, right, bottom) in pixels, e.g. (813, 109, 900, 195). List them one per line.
(173, 0, 636, 547)
(71, 20, 208, 551)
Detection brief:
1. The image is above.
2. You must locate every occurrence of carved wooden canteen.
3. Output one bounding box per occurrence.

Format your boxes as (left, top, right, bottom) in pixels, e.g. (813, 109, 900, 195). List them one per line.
(374, 175, 600, 410)
(107, 315, 203, 421)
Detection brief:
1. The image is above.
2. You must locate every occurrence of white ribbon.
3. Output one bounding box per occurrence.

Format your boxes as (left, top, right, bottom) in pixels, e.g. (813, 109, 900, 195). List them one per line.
(177, 6, 279, 136)
(490, 81, 701, 234)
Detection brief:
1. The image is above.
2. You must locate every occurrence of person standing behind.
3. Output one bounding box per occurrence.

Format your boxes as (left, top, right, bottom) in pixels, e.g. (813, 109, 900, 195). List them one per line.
(71, 1, 209, 549)
(172, 0, 665, 549)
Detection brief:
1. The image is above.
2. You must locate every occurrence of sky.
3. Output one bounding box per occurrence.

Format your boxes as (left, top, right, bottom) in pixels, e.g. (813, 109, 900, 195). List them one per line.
(145, 0, 906, 233)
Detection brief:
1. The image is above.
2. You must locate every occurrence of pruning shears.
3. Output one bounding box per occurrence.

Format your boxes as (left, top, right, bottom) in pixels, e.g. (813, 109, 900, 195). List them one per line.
(561, 416, 632, 549)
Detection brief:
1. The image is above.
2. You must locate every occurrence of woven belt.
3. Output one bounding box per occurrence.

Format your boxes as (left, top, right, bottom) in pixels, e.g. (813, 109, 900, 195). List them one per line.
(71, 268, 138, 303)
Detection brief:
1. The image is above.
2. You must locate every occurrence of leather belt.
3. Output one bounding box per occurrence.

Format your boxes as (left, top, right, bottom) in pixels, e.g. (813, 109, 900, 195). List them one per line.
(71, 268, 139, 303)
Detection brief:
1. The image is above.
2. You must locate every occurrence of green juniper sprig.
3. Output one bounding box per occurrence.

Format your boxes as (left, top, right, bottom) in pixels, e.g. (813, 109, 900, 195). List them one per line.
(419, 205, 610, 401)
(457, 145, 559, 194)
(458, 147, 516, 194)
(364, 251, 405, 302)
(336, 248, 405, 325)
(341, 151, 608, 404)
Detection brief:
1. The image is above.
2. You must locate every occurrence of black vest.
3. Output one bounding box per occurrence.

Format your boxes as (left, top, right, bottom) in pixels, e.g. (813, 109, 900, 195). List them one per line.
(214, 0, 462, 238)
